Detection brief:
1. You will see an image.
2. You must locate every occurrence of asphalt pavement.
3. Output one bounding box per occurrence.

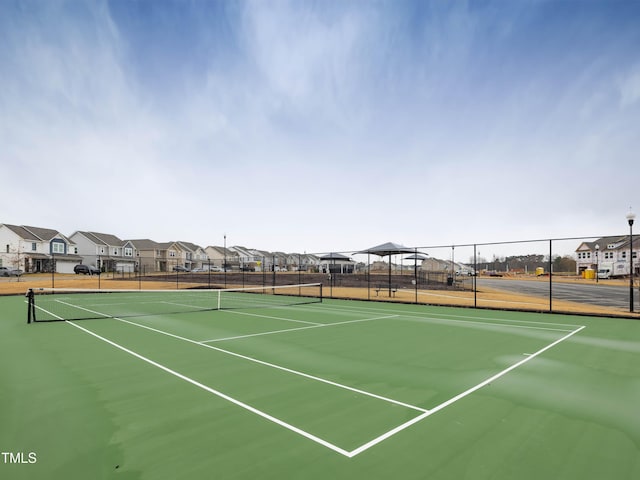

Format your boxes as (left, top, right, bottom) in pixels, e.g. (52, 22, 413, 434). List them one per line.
(478, 277, 639, 310)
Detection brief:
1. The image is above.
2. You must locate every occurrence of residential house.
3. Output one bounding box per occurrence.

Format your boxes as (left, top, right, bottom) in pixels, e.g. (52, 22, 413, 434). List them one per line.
(0, 224, 81, 273)
(295, 253, 320, 272)
(176, 241, 208, 270)
(420, 257, 454, 272)
(272, 252, 289, 271)
(164, 242, 183, 271)
(70, 231, 137, 273)
(248, 248, 275, 272)
(205, 245, 239, 271)
(127, 239, 170, 273)
(575, 235, 639, 277)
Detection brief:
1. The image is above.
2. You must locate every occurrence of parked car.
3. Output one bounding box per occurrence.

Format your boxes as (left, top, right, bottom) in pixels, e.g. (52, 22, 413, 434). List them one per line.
(74, 264, 100, 275)
(173, 266, 190, 272)
(0, 266, 23, 277)
(191, 267, 207, 273)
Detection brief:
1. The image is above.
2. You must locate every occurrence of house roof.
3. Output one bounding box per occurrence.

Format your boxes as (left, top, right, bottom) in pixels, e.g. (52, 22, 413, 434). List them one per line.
(575, 235, 634, 252)
(3, 224, 41, 240)
(176, 241, 203, 252)
(127, 239, 163, 250)
(3, 224, 73, 243)
(73, 231, 125, 246)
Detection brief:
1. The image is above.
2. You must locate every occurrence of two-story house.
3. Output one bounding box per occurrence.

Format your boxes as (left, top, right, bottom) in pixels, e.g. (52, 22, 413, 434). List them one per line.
(575, 235, 639, 277)
(70, 231, 137, 273)
(175, 241, 209, 271)
(0, 224, 81, 273)
(205, 245, 239, 271)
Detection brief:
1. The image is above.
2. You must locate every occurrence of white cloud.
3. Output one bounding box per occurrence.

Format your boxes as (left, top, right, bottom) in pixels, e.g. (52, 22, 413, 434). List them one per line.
(1, 1, 639, 253)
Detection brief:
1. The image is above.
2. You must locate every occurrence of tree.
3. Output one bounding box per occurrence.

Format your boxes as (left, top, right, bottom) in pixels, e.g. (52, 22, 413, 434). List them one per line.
(553, 255, 576, 273)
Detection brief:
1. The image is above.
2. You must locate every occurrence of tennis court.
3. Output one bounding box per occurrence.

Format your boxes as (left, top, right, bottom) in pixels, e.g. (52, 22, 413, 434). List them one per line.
(1, 287, 639, 479)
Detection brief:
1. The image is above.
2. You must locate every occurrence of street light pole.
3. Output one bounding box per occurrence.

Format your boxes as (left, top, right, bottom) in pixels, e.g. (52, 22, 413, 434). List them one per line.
(627, 210, 635, 313)
(224, 234, 227, 288)
(595, 244, 599, 284)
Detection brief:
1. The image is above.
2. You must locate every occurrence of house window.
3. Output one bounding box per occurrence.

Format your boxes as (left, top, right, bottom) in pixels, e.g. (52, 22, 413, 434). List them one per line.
(32, 243, 37, 251)
(124, 247, 133, 257)
(5, 245, 8, 253)
(52, 242, 64, 254)
(622, 252, 627, 259)
(169, 250, 176, 257)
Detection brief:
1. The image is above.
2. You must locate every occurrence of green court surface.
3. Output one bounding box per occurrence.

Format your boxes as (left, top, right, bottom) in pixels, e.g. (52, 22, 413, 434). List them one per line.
(1, 293, 639, 479)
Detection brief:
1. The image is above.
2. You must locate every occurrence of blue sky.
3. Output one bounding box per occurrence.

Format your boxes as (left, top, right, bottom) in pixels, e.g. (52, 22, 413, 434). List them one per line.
(2, 0, 639, 255)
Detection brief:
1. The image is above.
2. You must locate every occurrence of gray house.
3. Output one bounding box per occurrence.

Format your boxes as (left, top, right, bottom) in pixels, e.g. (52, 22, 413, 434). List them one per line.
(70, 231, 137, 273)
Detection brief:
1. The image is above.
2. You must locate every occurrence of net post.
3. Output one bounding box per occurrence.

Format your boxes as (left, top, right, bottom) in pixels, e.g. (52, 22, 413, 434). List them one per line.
(26, 289, 35, 324)
(319, 283, 323, 303)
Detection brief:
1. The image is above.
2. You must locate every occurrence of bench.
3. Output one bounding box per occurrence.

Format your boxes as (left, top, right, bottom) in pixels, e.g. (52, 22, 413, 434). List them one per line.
(375, 285, 398, 297)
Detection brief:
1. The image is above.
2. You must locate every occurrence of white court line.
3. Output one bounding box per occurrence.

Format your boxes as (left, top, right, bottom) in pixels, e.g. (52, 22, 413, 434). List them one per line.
(47, 299, 586, 457)
(347, 324, 586, 457)
(219, 309, 322, 326)
(63, 319, 354, 457)
(53, 300, 424, 413)
(415, 290, 543, 307)
(306, 302, 583, 331)
(200, 314, 399, 343)
(306, 301, 586, 327)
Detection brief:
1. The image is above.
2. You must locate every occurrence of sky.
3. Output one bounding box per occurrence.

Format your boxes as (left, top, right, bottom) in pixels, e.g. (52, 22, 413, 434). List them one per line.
(2, 0, 640, 256)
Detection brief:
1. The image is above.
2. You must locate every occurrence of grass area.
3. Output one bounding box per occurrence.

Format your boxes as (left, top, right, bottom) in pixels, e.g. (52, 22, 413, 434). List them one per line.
(1, 293, 639, 479)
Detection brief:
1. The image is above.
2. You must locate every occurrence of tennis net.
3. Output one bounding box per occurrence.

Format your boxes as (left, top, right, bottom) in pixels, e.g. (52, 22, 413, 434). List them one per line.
(26, 283, 323, 322)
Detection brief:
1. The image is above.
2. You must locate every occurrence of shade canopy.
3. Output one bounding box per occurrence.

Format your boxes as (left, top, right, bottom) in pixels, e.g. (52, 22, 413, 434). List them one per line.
(319, 252, 352, 261)
(358, 242, 419, 297)
(404, 253, 428, 260)
(358, 242, 416, 257)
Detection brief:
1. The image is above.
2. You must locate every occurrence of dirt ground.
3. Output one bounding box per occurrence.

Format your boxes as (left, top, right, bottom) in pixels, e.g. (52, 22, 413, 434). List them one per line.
(2, 273, 637, 319)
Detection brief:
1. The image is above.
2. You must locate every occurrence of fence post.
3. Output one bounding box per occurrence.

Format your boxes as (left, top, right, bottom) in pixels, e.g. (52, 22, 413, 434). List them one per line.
(549, 239, 553, 313)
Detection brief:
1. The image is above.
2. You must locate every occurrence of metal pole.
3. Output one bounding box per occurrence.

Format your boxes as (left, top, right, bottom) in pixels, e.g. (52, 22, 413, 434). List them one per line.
(628, 212, 635, 312)
(414, 247, 418, 304)
(367, 252, 370, 300)
(549, 239, 553, 313)
(224, 234, 227, 288)
(474, 244, 477, 308)
(388, 255, 391, 297)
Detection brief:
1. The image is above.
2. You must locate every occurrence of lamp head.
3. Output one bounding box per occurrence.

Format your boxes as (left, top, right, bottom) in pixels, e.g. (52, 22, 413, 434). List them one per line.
(627, 209, 636, 226)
